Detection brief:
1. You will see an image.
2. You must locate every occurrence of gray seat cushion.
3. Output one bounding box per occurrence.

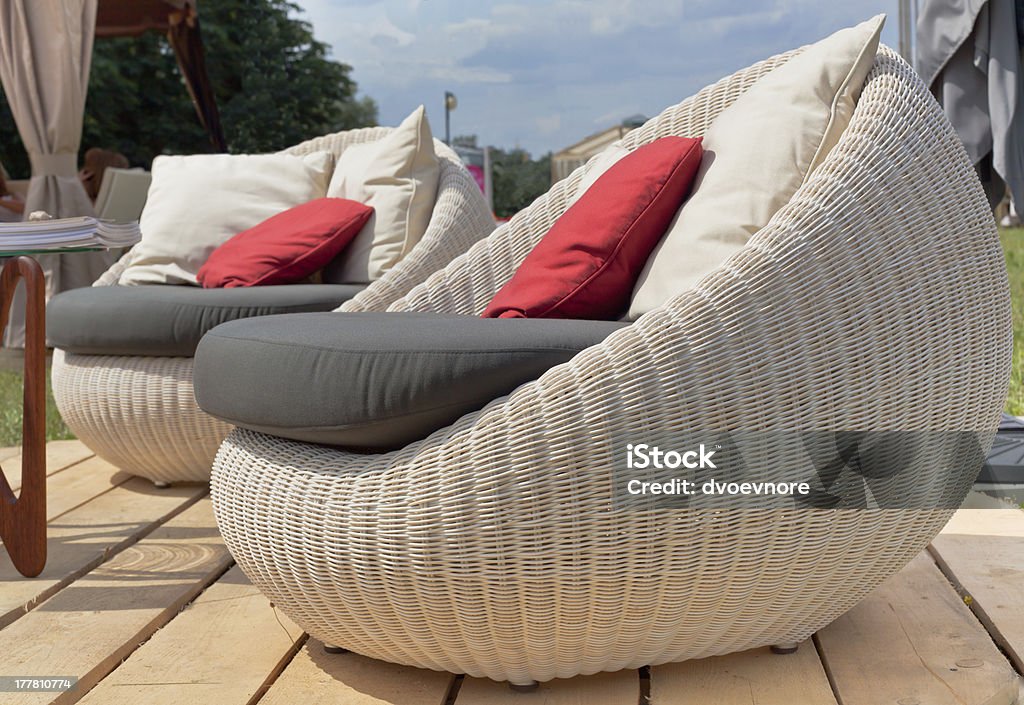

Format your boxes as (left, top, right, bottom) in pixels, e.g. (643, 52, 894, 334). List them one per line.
(194, 312, 629, 450)
(47, 284, 365, 357)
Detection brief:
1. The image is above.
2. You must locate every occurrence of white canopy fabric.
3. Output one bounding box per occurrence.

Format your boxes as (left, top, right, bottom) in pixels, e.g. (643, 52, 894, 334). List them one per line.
(0, 0, 116, 347)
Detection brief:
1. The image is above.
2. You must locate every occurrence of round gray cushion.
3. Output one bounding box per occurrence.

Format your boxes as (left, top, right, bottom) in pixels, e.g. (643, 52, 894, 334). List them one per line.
(194, 312, 629, 451)
(47, 283, 365, 357)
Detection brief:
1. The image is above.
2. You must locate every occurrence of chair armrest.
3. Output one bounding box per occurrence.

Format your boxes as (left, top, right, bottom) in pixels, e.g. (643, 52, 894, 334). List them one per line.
(340, 144, 496, 312)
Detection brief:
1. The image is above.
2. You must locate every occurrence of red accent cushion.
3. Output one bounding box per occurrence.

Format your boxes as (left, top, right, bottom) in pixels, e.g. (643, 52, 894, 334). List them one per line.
(198, 198, 373, 288)
(482, 136, 703, 320)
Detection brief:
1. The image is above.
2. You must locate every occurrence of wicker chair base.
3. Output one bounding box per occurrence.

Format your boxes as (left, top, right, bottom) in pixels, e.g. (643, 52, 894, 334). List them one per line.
(52, 350, 228, 483)
(212, 428, 958, 683)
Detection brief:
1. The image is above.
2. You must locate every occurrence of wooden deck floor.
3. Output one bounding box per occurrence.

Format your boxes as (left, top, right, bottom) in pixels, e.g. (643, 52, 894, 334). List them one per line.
(1, 440, 1022, 705)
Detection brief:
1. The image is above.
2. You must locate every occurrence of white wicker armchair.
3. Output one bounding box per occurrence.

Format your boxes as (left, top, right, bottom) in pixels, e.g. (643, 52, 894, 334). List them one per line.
(51, 129, 496, 483)
(208, 46, 1012, 685)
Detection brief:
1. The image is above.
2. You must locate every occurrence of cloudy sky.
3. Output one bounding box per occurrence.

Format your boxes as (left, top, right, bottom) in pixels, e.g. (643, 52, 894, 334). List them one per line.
(296, 1, 902, 156)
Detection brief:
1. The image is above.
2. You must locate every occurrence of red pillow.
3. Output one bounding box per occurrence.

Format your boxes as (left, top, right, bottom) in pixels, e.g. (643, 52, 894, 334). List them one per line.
(482, 136, 703, 319)
(197, 198, 373, 288)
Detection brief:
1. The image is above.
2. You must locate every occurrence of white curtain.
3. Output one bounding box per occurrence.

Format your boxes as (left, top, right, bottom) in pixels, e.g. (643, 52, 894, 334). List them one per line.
(0, 0, 115, 348)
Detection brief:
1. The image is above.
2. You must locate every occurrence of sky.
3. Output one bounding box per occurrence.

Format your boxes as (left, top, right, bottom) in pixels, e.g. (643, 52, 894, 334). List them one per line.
(296, 0, 902, 157)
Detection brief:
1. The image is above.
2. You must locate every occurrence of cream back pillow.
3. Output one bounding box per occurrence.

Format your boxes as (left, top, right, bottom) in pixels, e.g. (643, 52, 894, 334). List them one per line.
(628, 15, 884, 318)
(325, 106, 440, 283)
(119, 151, 333, 286)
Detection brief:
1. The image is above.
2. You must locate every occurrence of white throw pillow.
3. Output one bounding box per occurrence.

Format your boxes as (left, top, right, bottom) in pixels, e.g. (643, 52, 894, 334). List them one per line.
(628, 15, 885, 318)
(325, 106, 440, 283)
(119, 151, 334, 286)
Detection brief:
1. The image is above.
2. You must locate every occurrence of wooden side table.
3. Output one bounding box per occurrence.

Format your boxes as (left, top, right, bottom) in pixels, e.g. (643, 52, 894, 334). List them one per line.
(0, 256, 46, 577)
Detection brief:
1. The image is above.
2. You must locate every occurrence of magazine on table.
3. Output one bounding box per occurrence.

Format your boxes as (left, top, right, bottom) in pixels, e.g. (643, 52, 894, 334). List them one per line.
(0, 216, 140, 252)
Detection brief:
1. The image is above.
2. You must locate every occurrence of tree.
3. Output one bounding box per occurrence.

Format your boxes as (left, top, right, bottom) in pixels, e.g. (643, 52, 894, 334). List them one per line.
(491, 147, 551, 219)
(450, 135, 550, 218)
(80, 33, 208, 170)
(0, 0, 377, 177)
(196, 0, 376, 153)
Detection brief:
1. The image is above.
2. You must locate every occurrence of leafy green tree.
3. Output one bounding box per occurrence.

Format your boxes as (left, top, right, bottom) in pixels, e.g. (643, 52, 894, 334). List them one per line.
(451, 135, 550, 218)
(80, 34, 208, 169)
(0, 0, 376, 177)
(491, 147, 551, 219)
(196, 0, 376, 153)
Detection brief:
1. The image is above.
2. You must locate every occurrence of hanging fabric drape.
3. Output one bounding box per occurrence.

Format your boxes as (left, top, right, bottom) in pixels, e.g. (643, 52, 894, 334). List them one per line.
(917, 0, 1024, 209)
(167, 5, 227, 153)
(0, 0, 96, 217)
(0, 0, 116, 348)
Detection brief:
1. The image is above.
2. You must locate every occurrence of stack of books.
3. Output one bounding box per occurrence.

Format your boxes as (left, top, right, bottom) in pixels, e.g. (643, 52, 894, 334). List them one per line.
(0, 217, 141, 253)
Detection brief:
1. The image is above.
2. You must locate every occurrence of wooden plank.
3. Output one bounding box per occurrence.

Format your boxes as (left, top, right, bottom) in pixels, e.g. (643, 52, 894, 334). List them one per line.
(0, 479, 206, 630)
(456, 670, 638, 705)
(816, 552, 1020, 705)
(0, 457, 129, 532)
(34, 457, 131, 522)
(0, 499, 232, 705)
(38, 439, 93, 470)
(6, 439, 95, 492)
(930, 507, 1024, 673)
(79, 565, 302, 705)
(261, 640, 453, 705)
(650, 642, 837, 705)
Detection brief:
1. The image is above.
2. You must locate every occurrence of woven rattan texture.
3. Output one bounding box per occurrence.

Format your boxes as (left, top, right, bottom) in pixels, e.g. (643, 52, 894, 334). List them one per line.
(51, 349, 231, 482)
(210, 46, 1012, 683)
(51, 127, 495, 483)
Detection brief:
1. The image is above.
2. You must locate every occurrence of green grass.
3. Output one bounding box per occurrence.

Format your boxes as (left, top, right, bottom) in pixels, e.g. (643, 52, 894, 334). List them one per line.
(1002, 228, 1024, 416)
(0, 367, 74, 448)
(0, 231, 1020, 447)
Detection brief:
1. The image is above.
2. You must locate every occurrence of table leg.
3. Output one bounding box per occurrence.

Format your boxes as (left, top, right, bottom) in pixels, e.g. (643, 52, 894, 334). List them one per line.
(0, 257, 46, 577)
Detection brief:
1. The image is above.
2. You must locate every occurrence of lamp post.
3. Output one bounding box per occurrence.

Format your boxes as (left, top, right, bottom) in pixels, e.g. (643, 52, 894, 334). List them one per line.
(898, 0, 916, 68)
(444, 91, 457, 145)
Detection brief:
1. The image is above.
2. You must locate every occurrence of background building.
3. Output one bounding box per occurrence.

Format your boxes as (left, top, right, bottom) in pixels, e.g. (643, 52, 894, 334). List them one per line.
(551, 114, 646, 183)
